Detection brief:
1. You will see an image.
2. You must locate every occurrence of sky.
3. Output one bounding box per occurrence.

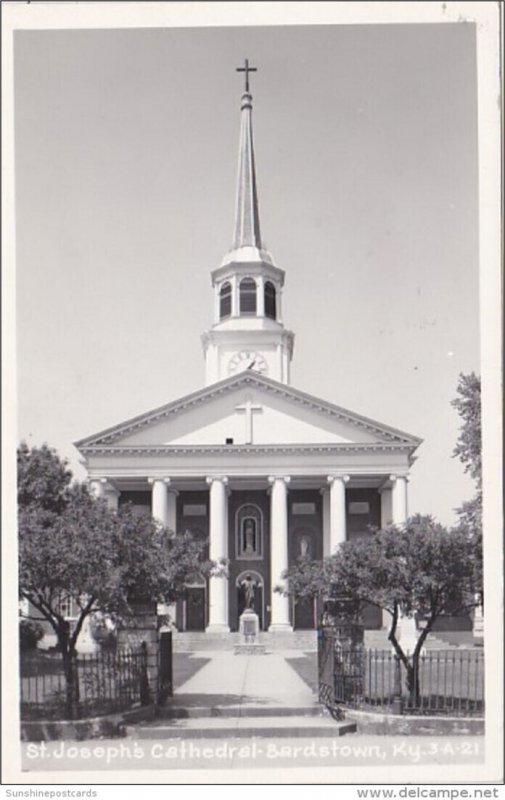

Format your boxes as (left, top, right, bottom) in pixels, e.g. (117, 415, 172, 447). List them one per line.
(14, 21, 480, 525)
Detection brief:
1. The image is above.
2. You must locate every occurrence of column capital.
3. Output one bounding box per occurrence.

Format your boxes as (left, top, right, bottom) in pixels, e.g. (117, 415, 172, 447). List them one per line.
(327, 474, 350, 485)
(389, 474, 409, 484)
(148, 477, 171, 486)
(206, 476, 229, 486)
(267, 475, 291, 486)
(89, 477, 118, 493)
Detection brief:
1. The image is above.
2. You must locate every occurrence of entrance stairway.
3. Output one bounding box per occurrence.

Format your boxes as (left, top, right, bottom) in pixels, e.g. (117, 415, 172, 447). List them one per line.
(172, 628, 480, 653)
(172, 630, 318, 652)
(127, 649, 356, 740)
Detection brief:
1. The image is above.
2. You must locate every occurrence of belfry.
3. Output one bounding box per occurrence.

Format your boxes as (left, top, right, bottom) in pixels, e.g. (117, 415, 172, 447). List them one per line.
(76, 63, 421, 638)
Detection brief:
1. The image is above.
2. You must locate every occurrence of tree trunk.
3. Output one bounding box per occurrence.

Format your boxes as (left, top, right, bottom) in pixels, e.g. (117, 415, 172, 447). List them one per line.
(405, 660, 420, 707)
(58, 624, 80, 719)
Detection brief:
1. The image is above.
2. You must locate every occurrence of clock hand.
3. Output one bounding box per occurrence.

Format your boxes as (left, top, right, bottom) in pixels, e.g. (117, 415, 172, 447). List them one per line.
(248, 360, 256, 370)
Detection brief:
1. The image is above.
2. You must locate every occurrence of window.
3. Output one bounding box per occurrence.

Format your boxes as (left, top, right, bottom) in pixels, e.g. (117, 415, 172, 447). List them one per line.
(264, 281, 276, 319)
(239, 278, 257, 315)
(57, 594, 75, 619)
(219, 282, 232, 319)
(236, 504, 263, 559)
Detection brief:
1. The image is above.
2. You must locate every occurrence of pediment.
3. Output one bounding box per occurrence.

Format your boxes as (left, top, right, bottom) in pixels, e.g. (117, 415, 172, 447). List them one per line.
(75, 374, 421, 451)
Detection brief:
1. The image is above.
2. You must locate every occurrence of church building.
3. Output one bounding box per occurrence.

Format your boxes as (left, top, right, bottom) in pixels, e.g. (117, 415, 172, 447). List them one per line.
(75, 62, 421, 637)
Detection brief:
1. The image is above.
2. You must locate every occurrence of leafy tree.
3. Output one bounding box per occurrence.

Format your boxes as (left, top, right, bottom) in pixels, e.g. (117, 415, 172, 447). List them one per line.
(282, 515, 482, 705)
(18, 442, 213, 716)
(17, 441, 72, 513)
(451, 372, 482, 484)
(451, 373, 482, 598)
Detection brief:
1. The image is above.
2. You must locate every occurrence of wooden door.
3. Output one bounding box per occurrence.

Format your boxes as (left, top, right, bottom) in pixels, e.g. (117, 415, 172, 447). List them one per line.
(185, 587, 205, 631)
(294, 596, 316, 629)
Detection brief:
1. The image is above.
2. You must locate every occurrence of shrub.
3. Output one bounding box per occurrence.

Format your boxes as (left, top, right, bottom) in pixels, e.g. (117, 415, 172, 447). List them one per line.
(19, 619, 44, 650)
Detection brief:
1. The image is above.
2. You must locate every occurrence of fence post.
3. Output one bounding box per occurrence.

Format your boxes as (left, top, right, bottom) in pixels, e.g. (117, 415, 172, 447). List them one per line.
(117, 601, 159, 704)
(139, 641, 150, 706)
(392, 654, 404, 714)
(158, 631, 173, 705)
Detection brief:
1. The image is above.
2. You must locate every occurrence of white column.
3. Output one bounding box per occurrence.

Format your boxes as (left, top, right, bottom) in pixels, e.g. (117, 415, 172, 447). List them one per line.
(321, 488, 331, 557)
(391, 474, 408, 524)
(282, 349, 289, 384)
(390, 474, 416, 652)
(206, 476, 229, 632)
(231, 275, 239, 317)
(277, 287, 283, 323)
(89, 478, 106, 499)
(276, 344, 283, 382)
(90, 479, 120, 512)
(257, 275, 265, 317)
(268, 476, 292, 632)
(379, 486, 393, 527)
(328, 474, 349, 554)
(214, 284, 220, 323)
(149, 477, 170, 525)
(104, 484, 120, 512)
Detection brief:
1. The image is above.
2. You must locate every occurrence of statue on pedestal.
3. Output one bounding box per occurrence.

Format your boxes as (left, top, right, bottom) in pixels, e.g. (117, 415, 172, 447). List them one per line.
(240, 574, 257, 610)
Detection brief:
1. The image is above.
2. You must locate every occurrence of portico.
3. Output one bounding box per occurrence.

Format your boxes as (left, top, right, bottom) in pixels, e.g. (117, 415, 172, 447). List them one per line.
(83, 404, 417, 634)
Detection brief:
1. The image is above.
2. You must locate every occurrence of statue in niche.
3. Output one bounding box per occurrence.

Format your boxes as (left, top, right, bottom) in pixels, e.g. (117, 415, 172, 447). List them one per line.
(299, 535, 310, 558)
(240, 574, 257, 610)
(243, 518, 256, 554)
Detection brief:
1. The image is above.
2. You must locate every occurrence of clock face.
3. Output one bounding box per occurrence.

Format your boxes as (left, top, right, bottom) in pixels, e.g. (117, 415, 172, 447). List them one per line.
(228, 351, 268, 376)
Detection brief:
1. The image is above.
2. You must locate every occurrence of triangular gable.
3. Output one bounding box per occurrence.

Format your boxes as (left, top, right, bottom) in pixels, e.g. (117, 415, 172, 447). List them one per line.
(75, 373, 422, 451)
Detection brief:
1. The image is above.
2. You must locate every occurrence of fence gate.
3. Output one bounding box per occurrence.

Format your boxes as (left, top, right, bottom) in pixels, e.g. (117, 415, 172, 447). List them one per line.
(318, 598, 364, 719)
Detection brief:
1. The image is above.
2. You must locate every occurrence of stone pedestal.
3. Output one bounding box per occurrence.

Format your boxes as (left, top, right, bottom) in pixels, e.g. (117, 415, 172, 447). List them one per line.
(234, 610, 265, 655)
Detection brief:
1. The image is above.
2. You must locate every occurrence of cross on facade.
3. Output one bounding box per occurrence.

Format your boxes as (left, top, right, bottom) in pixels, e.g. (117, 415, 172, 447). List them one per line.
(236, 58, 257, 93)
(235, 399, 263, 444)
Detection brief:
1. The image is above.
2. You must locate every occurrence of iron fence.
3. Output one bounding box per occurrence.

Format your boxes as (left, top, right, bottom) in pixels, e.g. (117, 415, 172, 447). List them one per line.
(20, 644, 149, 721)
(318, 629, 484, 717)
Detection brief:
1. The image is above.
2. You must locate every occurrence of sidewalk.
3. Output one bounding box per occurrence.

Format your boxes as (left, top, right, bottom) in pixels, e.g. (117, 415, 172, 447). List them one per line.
(175, 650, 316, 710)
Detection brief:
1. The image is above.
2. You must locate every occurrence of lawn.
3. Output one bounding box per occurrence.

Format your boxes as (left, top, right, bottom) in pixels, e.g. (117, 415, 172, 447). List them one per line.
(286, 649, 485, 715)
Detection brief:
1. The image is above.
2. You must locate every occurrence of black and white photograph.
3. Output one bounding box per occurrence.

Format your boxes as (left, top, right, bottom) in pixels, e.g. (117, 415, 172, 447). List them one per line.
(2, 0, 502, 789)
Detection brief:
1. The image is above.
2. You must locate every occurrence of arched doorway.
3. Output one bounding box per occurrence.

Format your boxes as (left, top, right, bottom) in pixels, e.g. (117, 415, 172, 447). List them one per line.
(235, 570, 264, 630)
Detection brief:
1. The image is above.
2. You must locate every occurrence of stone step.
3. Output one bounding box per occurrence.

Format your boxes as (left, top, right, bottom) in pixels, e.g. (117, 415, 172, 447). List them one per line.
(156, 703, 324, 719)
(173, 629, 478, 653)
(172, 631, 317, 652)
(127, 715, 356, 739)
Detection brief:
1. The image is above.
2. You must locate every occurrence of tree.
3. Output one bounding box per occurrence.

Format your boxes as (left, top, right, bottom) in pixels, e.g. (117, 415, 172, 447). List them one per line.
(282, 515, 482, 705)
(451, 372, 482, 485)
(18, 442, 213, 715)
(451, 373, 482, 599)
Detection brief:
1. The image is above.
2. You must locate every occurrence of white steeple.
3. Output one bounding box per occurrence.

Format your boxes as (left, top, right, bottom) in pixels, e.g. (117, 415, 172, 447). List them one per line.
(202, 61, 294, 386)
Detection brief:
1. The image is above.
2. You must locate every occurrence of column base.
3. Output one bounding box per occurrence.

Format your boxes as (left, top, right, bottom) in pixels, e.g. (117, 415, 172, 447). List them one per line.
(268, 624, 294, 634)
(205, 624, 230, 634)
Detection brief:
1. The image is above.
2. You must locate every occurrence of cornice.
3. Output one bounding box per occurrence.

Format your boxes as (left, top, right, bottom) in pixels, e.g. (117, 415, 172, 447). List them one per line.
(78, 442, 418, 457)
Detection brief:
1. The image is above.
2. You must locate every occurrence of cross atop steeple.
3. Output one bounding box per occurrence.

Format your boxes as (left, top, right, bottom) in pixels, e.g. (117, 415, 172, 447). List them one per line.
(232, 59, 261, 249)
(236, 58, 257, 93)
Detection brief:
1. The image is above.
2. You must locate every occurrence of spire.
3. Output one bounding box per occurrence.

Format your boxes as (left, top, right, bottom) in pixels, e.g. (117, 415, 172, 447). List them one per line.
(233, 59, 262, 250)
